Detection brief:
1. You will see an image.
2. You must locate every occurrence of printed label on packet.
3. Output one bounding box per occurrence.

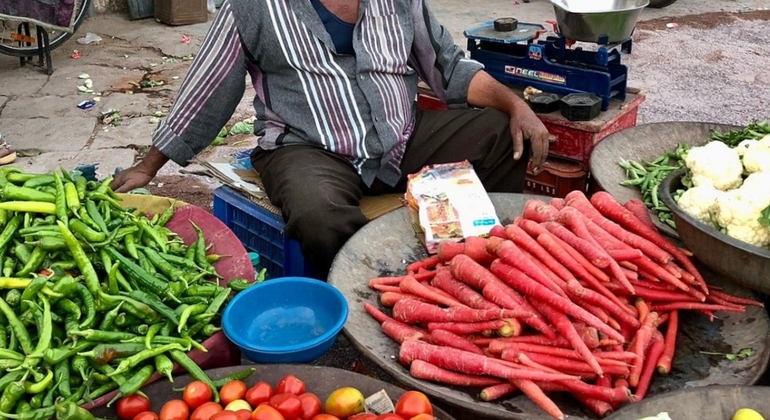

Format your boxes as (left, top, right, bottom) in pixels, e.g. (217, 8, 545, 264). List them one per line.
(365, 390, 395, 415)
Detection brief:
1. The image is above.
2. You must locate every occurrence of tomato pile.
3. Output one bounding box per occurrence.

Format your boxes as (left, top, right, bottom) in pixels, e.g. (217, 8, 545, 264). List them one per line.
(114, 374, 437, 420)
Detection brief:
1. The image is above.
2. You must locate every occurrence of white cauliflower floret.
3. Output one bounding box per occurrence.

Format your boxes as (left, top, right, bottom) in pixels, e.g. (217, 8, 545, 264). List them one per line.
(742, 136, 770, 173)
(713, 189, 770, 247)
(684, 141, 743, 190)
(740, 172, 770, 193)
(735, 139, 757, 157)
(676, 184, 724, 225)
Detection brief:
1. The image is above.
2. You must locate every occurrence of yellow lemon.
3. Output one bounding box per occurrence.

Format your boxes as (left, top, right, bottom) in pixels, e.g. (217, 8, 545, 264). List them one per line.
(733, 408, 766, 420)
(324, 387, 366, 419)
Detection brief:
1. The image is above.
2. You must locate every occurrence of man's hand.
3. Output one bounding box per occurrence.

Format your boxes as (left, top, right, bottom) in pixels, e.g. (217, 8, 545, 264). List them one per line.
(509, 102, 551, 174)
(110, 146, 170, 193)
(110, 165, 155, 193)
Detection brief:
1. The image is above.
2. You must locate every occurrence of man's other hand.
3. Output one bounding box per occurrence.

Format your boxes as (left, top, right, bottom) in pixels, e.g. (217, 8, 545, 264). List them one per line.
(509, 102, 551, 174)
(110, 165, 155, 193)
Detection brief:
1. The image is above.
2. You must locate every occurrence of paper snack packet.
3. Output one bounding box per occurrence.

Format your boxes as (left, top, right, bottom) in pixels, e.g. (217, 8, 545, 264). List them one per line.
(405, 161, 500, 254)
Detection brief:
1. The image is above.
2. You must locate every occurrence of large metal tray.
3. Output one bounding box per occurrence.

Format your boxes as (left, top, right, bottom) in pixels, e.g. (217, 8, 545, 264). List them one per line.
(90, 365, 456, 420)
(589, 122, 739, 239)
(606, 385, 770, 420)
(328, 193, 770, 420)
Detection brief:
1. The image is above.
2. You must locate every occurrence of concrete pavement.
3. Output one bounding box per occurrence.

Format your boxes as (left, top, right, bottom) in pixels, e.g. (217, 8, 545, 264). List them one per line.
(0, 0, 768, 189)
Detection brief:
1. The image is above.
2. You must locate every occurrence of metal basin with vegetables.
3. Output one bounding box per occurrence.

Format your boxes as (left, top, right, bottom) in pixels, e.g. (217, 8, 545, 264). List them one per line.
(659, 169, 770, 295)
(589, 122, 741, 239)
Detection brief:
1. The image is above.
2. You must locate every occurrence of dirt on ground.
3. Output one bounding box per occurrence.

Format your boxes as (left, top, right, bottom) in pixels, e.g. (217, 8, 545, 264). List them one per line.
(637, 9, 770, 31)
(148, 175, 215, 212)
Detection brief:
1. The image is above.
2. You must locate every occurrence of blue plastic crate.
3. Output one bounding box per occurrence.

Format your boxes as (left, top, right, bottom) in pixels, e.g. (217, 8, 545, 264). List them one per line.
(213, 186, 317, 279)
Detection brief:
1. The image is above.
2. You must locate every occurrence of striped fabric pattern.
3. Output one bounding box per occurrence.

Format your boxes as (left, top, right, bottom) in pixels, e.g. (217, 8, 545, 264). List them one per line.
(152, 0, 483, 187)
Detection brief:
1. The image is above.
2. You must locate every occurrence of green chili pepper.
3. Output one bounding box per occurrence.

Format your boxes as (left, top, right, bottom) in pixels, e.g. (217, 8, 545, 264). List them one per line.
(23, 369, 53, 394)
(177, 304, 207, 333)
(142, 323, 162, 350)
(0, 382, 25, 413)
(139, 246, 185, 284)
(4, 289, 21, 307)
(21, 174, 55, 188)
(110, 343, 185, 377)
(211, 367, 257, 388)
(89, 192, 123, 211)
(55, 360, 72, 398)
(79, 342, 149, 365)
(70, 329, 136, 342)
(44, 341, 95, 365)
(129, 290, 181, 326)
(0, 298, 33, 355)
(0, 324, 6, 350)
(72, 355, 90, 381)
(98, 302, 123, 332)
(107, 261, 120, 295)
(55, 298, 82, 321)
(55, 401, 96, 420)
(106, 364, 155, 407)
(29, 393, 44, 410)
(97, 291, 160, 324)
(85, 200, 108, 233)
(106, 247, 173, 300)
(63, 182, 80, 212)
(75, 177, 87, 201)
(156, 205, 176, 228)
(137, 218, 168, 253)
(3, 183, 56, 203)
(76, 207, 102, 232)
(155, 353, 175, 382)
(201, 324, 221, 337)
(56, 221, 101, 295)
(185, 284, 225, 297)
(123, 232, 139, 260)
(170, 349, 219, 402)
(50, 260, 77, 271)
(178, 296, 208, 306)
(0, 406, 57, 420)
(0, 216, 22, 253)
(16, 401, 33, 415)
(69, 219, 106, 243)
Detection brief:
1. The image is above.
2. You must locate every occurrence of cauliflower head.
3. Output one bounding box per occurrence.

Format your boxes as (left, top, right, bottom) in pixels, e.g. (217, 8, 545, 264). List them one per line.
(684, 141, 743, 190)
(740, 171, 770, 193)
(676, 184, 724, 225)
(735, 139, 757, 157)
(742, 136, 770, 173)
(713, 188, 770, 247)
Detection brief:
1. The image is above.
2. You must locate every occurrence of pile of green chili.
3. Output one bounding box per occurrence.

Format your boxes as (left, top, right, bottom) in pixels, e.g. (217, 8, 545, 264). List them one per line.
(0, 167, 257, 419)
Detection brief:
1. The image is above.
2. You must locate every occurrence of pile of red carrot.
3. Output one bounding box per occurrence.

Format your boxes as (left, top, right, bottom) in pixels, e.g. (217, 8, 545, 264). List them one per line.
(363, 190, 763, 420)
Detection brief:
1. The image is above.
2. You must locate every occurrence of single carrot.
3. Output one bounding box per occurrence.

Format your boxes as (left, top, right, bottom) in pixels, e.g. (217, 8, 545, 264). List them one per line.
(382, 319, 426, 343)
(491, 260, 626, 343)
(431, 269, 498, 310)
(512, 352, 564, 375)
(528, 299, 604, 376)
(492, 239, 567, 297)
(400, 275, 468, 308)
(593, 351, 640, 362)
(485, 334, 574, 348)
(624, 198, 658, 232)
(364, 302, 391, 324)
(635, 298, 649, 324)
(525, 249, 575, 296)
(570, 284, 641, 329)
(479, 383, 518, 402)
(514, 380, 565, 420)
(628, 311, 660, 387)
(380, 291, 428, 307)
(621, 267, 640, 281)
(369, 276, 404, 287)
(614, 378, 629, 389)
(410, 360, 504, 387)
(634, 257, 692, 294)
(650, 302, 744, 313)
(413, 269, 437, 282)
(607, 249, 645, 261)
(371, 284, 402, 293)
(426, 320, 507, 335)
(408, 255, 440, 273)
(662, 262, 683, 279)
(491, 342, 629, 368)
(522, 199, 559, 223)
(536, 380, 633, 404)
(590, 191, 708, 294)
(499, 318, 524, 337)
(574, 296, 610, 323)
(505, 350, 631, 377)
(489, 225, 508, 239)
(437, 241, 465, 263)
(505, 223, 576, 284)
(619, 261, 639, 271)
(464, 236, 497, 265)
(449, 254, 501, 290)
(429, 329, 486, 355)
(706, 294, 746, 312)
(634, 331, 665, 402)
(657, 310, 678, 375)
(398, 341, 580, 382)
(709, 290, 764, 307)
(578, 394, 615, 418)
(392, 298, 532, 324)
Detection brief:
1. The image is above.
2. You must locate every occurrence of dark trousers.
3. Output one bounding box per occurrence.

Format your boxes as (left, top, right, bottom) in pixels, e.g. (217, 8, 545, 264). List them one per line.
(251, 107, 530, 278)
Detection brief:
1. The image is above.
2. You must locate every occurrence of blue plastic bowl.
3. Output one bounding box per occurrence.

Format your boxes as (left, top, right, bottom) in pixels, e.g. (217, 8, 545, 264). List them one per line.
(222, 277, 349, 363)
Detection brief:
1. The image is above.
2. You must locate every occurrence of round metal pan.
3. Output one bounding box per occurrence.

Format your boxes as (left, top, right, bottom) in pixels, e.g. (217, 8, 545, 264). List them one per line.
(328, 193, 770, 420)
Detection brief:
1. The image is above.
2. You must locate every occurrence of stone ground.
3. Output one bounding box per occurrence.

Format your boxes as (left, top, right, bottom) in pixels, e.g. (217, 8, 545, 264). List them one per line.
(1, 1, 769, 211)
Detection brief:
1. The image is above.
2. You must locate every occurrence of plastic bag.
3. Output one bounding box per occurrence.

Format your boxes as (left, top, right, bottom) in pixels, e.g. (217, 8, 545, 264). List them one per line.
(77, 33, 102, 45)
(207, 0, 216, 13)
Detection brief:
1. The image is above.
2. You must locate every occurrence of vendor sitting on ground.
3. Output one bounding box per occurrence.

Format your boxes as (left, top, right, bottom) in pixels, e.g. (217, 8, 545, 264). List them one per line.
(110, 0, 552, 278)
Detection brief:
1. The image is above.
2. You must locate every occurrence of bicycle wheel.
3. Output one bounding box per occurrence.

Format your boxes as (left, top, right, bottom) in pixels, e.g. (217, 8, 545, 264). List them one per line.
(0, 0, 92, 57)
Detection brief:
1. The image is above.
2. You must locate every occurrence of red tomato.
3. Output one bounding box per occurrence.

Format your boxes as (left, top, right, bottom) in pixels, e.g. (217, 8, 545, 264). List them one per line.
(235, 410, 252, 420)
(275, 375, 306, 396)
(268, 393, 302, 420)
(245, 382, 275, 407)
(394, 391, 432, 420)
(190, 402, 224, 420)
(210, 412, 241, 420)
(409, 415, 434, 420)
(311, 416, 340, 420)
(133, 412, 160, 420)
(374, 415, 404, 420)
(251, 405, 286, 420)
(297, 394, 321, 420)
(159, 399, 191, 420)
(348, 415, 376, 420)
(117, 395, 151, 420)
(221, 381, 248, 406)
(184, 381, 214, 410)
